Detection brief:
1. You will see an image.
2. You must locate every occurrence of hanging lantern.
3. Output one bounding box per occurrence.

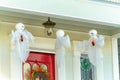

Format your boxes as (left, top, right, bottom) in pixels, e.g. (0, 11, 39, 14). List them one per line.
(42, 17, 56, 36)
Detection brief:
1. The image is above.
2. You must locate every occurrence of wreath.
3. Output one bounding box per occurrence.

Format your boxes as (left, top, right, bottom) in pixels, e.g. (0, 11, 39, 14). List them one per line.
(25, 64, 49, 80)
(81, 58, 91, 71)
(30, 67, 49, 80)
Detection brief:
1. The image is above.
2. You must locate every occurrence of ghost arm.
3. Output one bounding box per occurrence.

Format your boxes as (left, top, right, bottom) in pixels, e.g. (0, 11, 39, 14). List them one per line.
(97, 35, 104, 47)
(77, 40, 88, 52)
(28, 31, 34, 42)
(62, 35, 71, 47)
(24, 30, 34, 43)
(55, 35, 71, 51)
(11, 30, 16, 50)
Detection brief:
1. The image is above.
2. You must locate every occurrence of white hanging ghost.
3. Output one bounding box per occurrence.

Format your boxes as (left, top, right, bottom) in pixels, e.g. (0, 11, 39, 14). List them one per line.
(87, 29, 104, 66)
(55, 29, 71, 68)
(11, 23, 34, 62)
(78, 29, 104, 67)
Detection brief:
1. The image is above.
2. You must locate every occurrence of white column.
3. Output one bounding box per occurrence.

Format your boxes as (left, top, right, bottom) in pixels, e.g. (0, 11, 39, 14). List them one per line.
(96, 59, 104, 80)
(11, 49, 22, 80)
(72, 41, 81, 80)
(73, 51, 81, 80)
(57, 60, 66, 80)
(112, 38, 119, 80)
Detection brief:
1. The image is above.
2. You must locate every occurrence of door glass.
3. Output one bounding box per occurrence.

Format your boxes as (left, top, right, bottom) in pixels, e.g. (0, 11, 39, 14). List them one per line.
(81, 54, 94, 80)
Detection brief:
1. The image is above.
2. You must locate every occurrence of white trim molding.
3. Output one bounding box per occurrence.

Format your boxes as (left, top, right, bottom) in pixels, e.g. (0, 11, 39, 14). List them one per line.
(112, 34, 120, 80)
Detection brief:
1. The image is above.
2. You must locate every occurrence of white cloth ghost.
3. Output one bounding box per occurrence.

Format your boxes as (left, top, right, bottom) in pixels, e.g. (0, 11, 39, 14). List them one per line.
(55, 29, 71, 80)
(55, 29, 71, 68)
(11, 23, 34, 62)
(78, 29, 104, 67)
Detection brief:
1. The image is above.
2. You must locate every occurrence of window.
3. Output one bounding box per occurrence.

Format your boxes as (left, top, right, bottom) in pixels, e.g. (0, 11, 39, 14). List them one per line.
(80, 54, 94, 80)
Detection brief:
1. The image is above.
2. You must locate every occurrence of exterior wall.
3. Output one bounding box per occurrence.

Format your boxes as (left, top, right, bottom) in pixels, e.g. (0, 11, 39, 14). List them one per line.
(0, 24, 11, 80)
(0, 22, 113, 80)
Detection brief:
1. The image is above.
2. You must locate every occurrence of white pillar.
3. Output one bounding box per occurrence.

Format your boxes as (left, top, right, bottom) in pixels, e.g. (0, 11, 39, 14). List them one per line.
(96, 60, 104, 80)
(112, 38, 119, 80)
(72, 41, 81, 80)
(11, 49, 22, 80)
(57, 60, 66, 80)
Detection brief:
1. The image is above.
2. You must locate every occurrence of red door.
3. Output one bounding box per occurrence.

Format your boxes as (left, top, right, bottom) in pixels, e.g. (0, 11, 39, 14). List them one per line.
(23, 51, 55, 80)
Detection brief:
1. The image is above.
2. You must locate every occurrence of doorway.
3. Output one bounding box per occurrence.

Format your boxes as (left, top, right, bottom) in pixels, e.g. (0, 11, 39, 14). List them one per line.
(23, 51, 55, 80)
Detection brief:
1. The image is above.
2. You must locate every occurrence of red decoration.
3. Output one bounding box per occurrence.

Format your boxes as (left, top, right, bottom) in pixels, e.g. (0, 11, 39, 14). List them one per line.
(91, 37, 95, 46)
(20, 35, 24, 42)
(23, 52, 55, 80)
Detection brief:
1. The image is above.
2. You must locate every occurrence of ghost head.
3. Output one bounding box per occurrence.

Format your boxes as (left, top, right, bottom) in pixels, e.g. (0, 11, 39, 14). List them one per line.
(89, 29, 97, 37)
(15, 23, 25, 33)
(56, 29, 65, 38)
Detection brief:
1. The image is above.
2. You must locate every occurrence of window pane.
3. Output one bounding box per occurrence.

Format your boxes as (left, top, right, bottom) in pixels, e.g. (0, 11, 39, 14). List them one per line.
(81, 54, 94, 80)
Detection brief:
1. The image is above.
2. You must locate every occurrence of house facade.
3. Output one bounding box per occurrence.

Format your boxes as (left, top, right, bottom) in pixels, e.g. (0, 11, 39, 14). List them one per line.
(0, 0, 119, 80)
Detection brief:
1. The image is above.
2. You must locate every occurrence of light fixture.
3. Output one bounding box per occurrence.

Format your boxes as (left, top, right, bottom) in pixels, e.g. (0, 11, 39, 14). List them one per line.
(42, 17, 56, 36)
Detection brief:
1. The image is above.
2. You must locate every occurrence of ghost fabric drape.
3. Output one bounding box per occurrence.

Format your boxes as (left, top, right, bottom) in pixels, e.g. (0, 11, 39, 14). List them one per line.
(78, 29, 104, 67)
(87, 30, 104, 66)
(11, 23, 34, 62)
(87, 31, 104, 80)
(55, 35, 71, 67)
(78, 29, 104, 80)
(87, 35, 104, 66)
(11, 23, 34, 80)
(55, 29, 71, 80)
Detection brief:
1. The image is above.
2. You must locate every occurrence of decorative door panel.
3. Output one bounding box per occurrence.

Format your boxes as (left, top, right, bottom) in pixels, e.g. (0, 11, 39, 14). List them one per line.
(80, 54, 94, 80)
(23, 52, 55, 80)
